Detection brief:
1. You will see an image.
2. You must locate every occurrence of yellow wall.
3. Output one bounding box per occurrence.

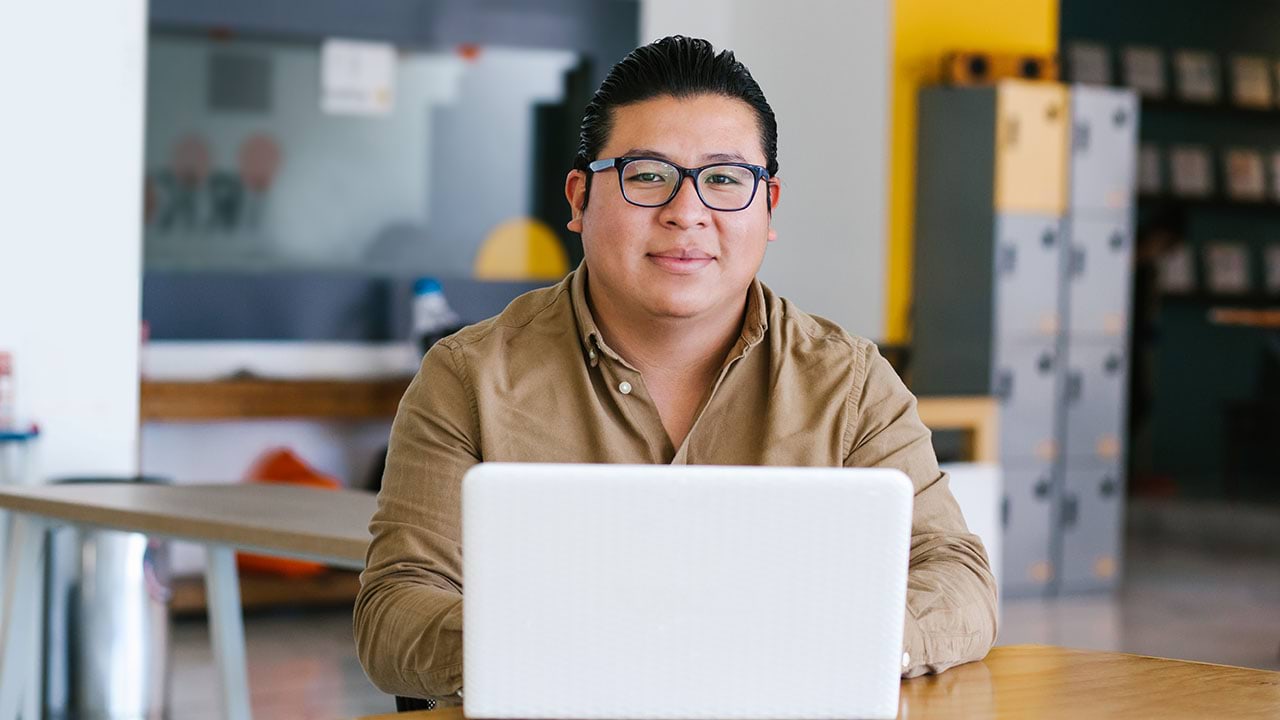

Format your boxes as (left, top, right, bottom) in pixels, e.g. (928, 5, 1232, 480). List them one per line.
(885, 0, 1059, 343)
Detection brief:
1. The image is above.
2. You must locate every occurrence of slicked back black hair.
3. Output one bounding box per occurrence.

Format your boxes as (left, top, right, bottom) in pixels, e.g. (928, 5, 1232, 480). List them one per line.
(574, 35, 779, 189)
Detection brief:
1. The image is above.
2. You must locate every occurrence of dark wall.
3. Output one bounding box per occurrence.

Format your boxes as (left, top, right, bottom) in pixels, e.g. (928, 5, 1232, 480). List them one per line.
(1061, 0, 1280, 500)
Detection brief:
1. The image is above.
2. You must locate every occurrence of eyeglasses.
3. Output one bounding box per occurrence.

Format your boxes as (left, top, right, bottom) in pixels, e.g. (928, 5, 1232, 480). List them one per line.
(587, 156, 770, 212)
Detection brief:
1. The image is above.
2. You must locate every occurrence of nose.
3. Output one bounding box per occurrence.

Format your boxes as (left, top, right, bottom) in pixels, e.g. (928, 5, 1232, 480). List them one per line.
(657, 174, 710, 229)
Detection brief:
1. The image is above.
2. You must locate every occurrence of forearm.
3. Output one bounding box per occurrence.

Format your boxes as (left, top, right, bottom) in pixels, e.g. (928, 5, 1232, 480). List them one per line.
(900, 533, 998, 678)
(841, 342, 998, 677)
(354, 340, 478, 699)
(354, 578, 465, 697)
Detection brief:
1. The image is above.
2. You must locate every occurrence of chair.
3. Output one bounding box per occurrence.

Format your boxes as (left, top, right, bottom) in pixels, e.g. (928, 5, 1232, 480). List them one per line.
(396, 695, 438, 712)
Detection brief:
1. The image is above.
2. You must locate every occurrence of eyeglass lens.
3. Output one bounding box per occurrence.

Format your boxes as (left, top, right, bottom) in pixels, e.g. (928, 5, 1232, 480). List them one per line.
(620, 159, 758, 210)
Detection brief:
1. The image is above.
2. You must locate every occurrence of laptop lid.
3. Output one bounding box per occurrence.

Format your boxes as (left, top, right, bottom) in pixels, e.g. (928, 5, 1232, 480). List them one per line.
(463, 463, 913, 720)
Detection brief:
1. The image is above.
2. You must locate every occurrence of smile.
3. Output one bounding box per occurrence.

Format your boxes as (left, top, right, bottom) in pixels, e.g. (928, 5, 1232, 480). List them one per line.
(646, 252, 716, 274)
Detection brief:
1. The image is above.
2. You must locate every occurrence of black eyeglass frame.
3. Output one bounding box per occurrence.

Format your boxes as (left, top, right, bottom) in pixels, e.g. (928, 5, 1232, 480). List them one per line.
(586, 156, 771, 212)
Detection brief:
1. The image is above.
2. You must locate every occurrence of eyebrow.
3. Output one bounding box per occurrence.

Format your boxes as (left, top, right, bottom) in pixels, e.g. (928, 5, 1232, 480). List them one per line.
(621, 148, 751, 164)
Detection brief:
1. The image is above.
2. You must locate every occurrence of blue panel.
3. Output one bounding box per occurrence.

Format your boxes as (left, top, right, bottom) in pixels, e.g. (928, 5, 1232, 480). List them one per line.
(142, 272, 550, 341)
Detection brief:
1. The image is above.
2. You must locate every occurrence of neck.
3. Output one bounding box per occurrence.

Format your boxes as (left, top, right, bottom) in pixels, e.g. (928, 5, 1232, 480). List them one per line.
(586, 278, 748, 383)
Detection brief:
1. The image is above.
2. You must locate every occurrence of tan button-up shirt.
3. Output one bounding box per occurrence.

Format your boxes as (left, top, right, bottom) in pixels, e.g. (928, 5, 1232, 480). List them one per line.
(355, 266, 998, 702)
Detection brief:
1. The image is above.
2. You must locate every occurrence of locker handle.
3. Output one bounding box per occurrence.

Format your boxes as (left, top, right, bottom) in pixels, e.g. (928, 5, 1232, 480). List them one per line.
(1041, 228, 1057, 248)
(1034, 476, 1052, 499)
(999, 244, 1018, 275)
(1073, 122, 1091, 153)
(1066, 370, 1083, 403)
(1100, 476, 1118, 498)
(1061, 493, 1079, 528)
(995, 369, 1015, 402)
(1113, 108, 1128, 127)
(1037, 352, 1055, 375)
(1069, 246, 1087, 278)
(1109, 231, 1126, 251)
(1001, 495, 1010, 529)
(1003, 117, 1020, 148)
(1104, 354, 1122, 374)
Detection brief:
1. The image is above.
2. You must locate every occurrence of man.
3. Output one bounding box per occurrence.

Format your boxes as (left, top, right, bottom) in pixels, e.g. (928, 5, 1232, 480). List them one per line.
(355, 35, 997, 707)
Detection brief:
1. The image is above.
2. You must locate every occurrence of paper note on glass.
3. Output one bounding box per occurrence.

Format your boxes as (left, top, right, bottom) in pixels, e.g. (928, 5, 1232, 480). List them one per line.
(321, 39, 397, 116)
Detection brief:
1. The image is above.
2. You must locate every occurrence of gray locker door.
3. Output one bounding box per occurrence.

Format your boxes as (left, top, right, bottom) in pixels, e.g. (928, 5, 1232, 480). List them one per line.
(1059, 459, 1125, 593)
(1064, 341, 1129, 462)
(1066, 214, 1134, 339)
(1069, 86, 1139, 211)
(1001, 464, 1057, 597)
(993, 213, 1063, 340)
(994, 340, 1060, 462)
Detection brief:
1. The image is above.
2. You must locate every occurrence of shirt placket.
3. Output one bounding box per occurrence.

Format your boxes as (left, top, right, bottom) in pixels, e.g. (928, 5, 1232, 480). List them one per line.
(588, 335, 675, 463)
(671, 337, 758, 464)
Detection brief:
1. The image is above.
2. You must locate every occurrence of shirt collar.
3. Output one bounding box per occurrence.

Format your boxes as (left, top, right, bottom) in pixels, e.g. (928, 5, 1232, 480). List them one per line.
(568, 262, 770, 368)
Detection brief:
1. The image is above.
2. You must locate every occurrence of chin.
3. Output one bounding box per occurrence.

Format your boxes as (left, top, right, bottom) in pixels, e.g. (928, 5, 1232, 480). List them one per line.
(642, 292, 713, 320)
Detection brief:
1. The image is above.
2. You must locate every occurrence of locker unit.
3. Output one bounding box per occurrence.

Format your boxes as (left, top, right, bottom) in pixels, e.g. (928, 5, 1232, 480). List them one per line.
(995, 213, 1064, 339)
(1060, 86, 1137, 593)
(913, 82, 1137, 597)
(994, 82, 1071, 214)
(1058, 461, 1126, 593)
(1001, 465, 1058, 594)
(1065, 215, 1134, 338)
(1063, 341, 1129, 462)
(993, 340, 1060, 463)
(1069, 88, 1139, 212)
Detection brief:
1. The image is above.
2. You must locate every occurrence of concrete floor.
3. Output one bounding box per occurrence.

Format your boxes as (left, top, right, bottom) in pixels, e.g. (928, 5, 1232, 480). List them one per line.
(165, 523, 1280, 719)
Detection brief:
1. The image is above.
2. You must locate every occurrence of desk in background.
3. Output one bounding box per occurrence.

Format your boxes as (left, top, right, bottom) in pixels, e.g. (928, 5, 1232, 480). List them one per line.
(0, 482, 375, 720)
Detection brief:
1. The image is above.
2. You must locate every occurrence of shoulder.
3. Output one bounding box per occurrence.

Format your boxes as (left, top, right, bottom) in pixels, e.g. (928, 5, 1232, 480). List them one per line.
(438, 277, 574, 356)
(763, 284, 876, 369)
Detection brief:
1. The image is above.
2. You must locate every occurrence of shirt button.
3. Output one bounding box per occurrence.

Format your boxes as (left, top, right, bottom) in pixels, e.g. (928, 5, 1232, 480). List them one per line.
(618, 381, 632, 395)
(902, 651, 911, 669)
(588, 349, 597, 360)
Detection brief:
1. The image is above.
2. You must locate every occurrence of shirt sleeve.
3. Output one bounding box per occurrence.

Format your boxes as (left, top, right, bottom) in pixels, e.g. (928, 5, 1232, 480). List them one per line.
(842, 341, 998, 678)
(354, 339, 478, 699)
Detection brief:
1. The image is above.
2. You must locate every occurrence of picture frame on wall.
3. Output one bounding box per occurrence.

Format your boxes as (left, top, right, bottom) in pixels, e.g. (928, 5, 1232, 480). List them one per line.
(1122, 46, 1167, 99)
(1169, 145, 1215, 198)
(1229, 56, 1273, 108)
(1270, 150, 1280, 203)
(1274, 61, 1280, 109)
(1204, 242, 1251, 295)
(1157, 244, 1197, 294)
(1223, 148, 1267, 201)
(1069, 42, 1112, 85)
(1173, 50, 1221, 103)
(1138, 144, 1163, 195)
(1265, 245, 1280, 294)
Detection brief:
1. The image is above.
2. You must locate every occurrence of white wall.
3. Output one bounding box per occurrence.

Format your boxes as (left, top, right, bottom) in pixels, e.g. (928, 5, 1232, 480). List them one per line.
(0, 0, 148, 478)
(641, 0, 891, 339)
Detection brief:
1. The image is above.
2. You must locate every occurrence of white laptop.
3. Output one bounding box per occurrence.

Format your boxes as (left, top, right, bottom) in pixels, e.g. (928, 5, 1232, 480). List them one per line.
(461, 463, 914, 720)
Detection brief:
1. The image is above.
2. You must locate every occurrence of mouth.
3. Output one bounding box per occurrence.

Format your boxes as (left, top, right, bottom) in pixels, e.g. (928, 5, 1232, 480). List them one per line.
(646, 249, 716, 274)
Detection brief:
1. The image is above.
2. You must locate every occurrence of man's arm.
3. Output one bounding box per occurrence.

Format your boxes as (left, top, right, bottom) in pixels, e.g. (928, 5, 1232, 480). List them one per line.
(354, 339, 478, 700)
(843, 342, 998, 678)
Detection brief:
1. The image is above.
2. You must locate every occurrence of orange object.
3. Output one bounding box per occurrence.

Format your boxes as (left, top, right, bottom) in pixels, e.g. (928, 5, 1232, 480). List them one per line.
(236, 448, 341, 577)
(942, 50, 1060, 85)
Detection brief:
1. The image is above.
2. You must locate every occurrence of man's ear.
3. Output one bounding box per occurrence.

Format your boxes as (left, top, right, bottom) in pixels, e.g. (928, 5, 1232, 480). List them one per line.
(565, 170, 587, 233)
(766, 177, 781, 242)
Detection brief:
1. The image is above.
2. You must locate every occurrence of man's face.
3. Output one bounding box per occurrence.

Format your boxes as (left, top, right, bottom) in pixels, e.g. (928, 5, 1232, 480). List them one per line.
(565, 93, 781, 324)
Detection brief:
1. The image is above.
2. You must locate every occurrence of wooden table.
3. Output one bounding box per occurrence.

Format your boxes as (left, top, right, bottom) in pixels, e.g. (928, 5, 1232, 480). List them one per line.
(359, 644, 1280, 719)
(0, 482, 376, 720)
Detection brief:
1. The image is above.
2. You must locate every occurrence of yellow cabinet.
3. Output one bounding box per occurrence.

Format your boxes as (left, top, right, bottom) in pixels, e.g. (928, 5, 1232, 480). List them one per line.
(994, 81, 1069, 214)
